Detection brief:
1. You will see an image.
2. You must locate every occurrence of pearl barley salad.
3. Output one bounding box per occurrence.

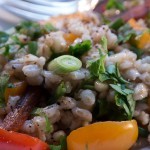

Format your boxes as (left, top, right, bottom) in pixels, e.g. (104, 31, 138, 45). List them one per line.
(0, 1, 150, 150)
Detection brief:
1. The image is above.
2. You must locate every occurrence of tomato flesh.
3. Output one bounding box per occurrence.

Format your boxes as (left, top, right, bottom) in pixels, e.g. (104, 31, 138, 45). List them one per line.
(67, 120, 138, 150)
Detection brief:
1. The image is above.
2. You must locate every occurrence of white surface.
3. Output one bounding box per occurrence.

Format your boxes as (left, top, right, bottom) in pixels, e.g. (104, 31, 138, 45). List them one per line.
(0, 0, 23, 30)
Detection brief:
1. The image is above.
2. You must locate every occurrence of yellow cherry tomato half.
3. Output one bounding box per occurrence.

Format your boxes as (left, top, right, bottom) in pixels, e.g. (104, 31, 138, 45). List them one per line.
(67, 120, 138, 150)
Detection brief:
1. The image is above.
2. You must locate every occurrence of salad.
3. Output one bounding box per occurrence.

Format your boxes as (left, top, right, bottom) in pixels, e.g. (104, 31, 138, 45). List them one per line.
(0, 0, 150, 149)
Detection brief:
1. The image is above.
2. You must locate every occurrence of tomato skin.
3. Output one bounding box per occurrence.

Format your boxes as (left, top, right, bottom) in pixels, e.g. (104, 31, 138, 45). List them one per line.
(67, 120, 138, 150)
(0, 128, 50, 150)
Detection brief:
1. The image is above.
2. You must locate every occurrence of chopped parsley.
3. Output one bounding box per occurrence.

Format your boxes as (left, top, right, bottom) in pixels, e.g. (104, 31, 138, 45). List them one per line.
(0, 31, 9, 44)
(28, 41, 38, 55)
(50, 136, 67, 150)
(106, 0, 125, 11)
(69, 40, 91, 57)
(89, 37, 135, 120)
(118, 23, 136, 43)
(109, 18, 125, 31)
(0, 74, 9, 107)
(15, 21, 57, 40)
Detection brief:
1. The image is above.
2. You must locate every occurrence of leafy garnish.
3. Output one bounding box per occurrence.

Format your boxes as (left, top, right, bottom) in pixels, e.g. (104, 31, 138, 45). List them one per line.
(7, 83, 15, 88)
(50, 145, 61, 150)
(28, 41, 38, 55)
(0, 32, 9, 46)
(138, 127, 149, 138)
(55, 82, 67, 99)
(109, 18, 125, 30)
(60, 136, 67, 150)
(93, 99, 109, 119)
(0, 74, 9, 107)
(31, 107, 43, 116)
(100, 36, 108, 53)
(118, 24, 136, 43)
(88, 36, 107, 81)
(50, 136, 67, 150)
(69, 40, 91, 57)
(115, 92, 135, 120)
(88, 54, 106, 78)
(106, 0, 125, 11)
(89, 36, 135, 120)
(15, 21, 56, 40)
(44, 115, 53, 133)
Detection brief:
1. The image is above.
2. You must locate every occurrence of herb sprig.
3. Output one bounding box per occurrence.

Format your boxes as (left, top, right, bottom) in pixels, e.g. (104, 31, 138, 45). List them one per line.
(88, 36, 135, 120)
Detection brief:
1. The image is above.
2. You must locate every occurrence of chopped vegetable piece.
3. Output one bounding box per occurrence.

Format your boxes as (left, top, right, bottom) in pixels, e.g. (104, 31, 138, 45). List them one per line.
(67, 120, 138, 150)
(118, 24, 136, 43)
(48, 55, 82, 74)
(49, 136, 67, 150)
(44, 115, 53, 133)
(4, 81, 27, 102)
(109, 18, 124, 30)
(128, 18, 144, 31)
(69, 40, 91, 57)
(64, 33, 79, 45)
(0, 74, 9, 107)
(50, 145, 61, 150)
(106, 0, 125, 11)
(0, 32, 9, 44)
(134, 31, 150, 49)
(15, 21, 56, 40)
(138, 127, 149, 138)
(55, 82, 66, 99)
(28, 41, 38, 55)
(0, 128, 50, 150)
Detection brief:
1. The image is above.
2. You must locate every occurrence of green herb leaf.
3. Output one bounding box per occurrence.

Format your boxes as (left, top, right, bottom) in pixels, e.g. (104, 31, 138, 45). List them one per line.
(118, 24, 136, 43)
(0, 32, 9, 44)
(100, 36, 108, 53)
(49, 136, 67, 150)
(93, 99, 109, 119)
(60, 135, 67, 150)
(110, 84, 133, 95)
(126, 94, 135, 117)
(106, 64, 129, 84)
(55, 82, 67, 99)
(31, 108, 43, 116)
(106, 0, 125, 11)
(15, 21, 56, 40)
(44, 23, 57, 32)
(28, 41, 38, 55)
(109, 18, 125, 30)
(115, 92, 131, 119)
(7, 83, 15, 88)
(49, 145, 61, 150)
(69, 40, 91, 57)
(138, 127, 149, 138)
(44, 115, 53, 133)
(0, 74, 9, 106)
(110, 84, 127, 95)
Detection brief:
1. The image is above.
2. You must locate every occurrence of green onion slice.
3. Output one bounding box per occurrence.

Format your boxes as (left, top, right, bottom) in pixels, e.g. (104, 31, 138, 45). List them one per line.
(48, 55, 82, 74)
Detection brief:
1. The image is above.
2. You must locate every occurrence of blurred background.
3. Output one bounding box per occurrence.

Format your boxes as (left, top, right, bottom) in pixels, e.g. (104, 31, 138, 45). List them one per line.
(0, 0, 99, 30)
